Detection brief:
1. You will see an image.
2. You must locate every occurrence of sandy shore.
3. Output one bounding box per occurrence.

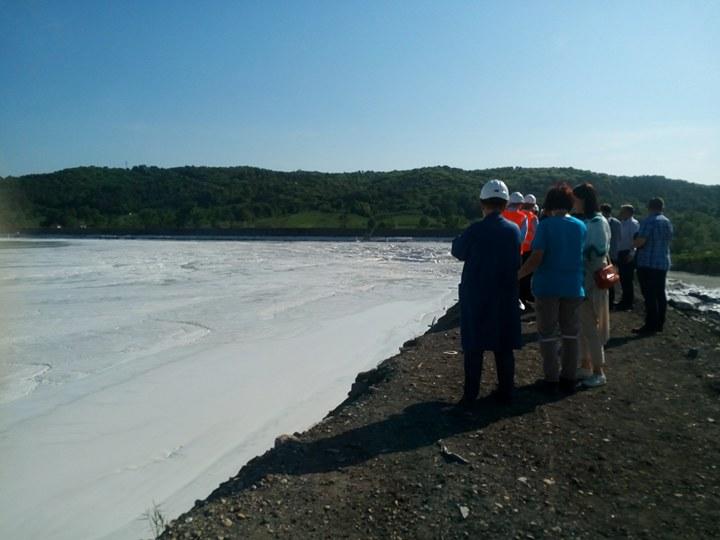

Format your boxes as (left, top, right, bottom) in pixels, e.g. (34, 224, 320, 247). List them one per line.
(159, 304, 720, 540)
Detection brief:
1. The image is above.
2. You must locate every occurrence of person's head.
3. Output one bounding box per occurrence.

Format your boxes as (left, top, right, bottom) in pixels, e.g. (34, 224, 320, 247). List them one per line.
(620, 204, 634, 220)
(572, 183, 600, 218)
(522, 193, 537, 211)
(648, 197, 664, 213)
(508, 191, 524, 209)
(600, 203, 612, 218)
(479, 179, 509, 215)
(542, 183, 574, 214)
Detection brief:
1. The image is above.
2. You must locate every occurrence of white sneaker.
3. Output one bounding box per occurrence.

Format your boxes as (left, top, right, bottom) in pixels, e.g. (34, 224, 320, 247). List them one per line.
(582, 373, 607, 388)
(576, 367, 593, 380)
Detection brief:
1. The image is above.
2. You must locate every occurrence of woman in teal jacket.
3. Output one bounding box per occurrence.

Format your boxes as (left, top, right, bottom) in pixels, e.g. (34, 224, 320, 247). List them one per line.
(573, 183, 611, 388)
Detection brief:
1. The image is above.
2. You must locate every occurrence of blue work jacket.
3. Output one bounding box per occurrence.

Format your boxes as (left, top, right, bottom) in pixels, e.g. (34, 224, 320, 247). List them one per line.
(451, 212, 522, 352)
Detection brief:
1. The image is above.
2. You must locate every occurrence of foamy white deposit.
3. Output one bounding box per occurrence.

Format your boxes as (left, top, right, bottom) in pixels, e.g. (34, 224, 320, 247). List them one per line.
(0, 238, 459, 540)
(667, 271, 720, 316)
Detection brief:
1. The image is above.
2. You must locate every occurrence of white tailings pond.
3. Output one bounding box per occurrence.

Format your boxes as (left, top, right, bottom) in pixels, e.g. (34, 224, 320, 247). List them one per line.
(0, 239, 459, 540)
(2, 239, 718, 539)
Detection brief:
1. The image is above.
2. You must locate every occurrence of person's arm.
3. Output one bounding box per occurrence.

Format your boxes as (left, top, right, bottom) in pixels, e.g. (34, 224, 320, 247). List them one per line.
(634, 220, 648, 249)
(518, 250, 543, 279)
(451, 227, 473, 261)
(520, 218, 547, 279)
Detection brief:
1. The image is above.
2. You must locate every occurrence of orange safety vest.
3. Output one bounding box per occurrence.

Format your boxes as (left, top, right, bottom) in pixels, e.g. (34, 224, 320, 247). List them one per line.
(521, 210, 538, 253)
(502, 209, 528, 254)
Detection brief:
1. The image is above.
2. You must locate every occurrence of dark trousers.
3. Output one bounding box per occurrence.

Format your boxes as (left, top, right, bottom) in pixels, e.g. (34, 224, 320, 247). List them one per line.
(637, 267, 667, 331)
(617, 250, 635, 306)
(463, 349, 515, 400)
(608, 257, 619, 306)
(519, 252, 534, 303)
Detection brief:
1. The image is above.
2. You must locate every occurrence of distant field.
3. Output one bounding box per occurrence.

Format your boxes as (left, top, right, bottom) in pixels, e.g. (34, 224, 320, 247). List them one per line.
(254, 211, 367, 228)
(253, 211, 454, 230)
(673, 252, 720, 276)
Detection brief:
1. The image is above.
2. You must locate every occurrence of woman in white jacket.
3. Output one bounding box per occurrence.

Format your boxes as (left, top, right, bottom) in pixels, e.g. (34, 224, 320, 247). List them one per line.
(573, 183, 611, 388)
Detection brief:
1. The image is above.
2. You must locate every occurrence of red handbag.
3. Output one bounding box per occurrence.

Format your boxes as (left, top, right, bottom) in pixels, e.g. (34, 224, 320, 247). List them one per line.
(594, 262, 620, 289)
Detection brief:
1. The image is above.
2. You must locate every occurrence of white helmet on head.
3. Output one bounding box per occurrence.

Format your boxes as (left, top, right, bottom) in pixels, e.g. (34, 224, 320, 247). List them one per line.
(523, 194, 537, 205)
(480, 179, 509, 201)
(509, 192, 524, 205)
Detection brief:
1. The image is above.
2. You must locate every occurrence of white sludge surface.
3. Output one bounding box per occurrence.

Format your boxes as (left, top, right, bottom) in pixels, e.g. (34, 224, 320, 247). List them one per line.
(0, 239, 459, 540)
(667, 271, 720, 316)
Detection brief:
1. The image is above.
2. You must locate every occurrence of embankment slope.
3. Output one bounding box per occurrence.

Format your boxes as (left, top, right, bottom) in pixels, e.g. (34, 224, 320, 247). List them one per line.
(160, 307, 720, 539)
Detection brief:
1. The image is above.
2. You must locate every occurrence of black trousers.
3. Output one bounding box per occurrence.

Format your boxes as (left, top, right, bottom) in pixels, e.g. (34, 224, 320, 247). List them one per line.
(608, 257, 619, 306)
(637, 267, 668, 331)
(519, 252, 534, 303)
(617, 250, 635, 306)
(463, 349, 515, 400)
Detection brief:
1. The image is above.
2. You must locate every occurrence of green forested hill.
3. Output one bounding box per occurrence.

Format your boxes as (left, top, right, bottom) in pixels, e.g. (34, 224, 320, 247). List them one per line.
(1, 165, 719, 271)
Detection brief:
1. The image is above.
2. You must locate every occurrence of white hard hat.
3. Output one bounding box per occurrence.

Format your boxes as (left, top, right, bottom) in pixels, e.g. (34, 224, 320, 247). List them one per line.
(509, 192, 524, 205)
(480, 179, 509, 201)
(523, 194, 537, 204)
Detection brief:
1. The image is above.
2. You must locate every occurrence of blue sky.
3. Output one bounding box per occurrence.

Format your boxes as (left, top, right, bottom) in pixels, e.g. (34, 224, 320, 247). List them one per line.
(1, 1, 718, 184)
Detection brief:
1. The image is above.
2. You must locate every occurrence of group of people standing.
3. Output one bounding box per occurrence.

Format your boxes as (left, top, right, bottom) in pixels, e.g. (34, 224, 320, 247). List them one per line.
(451, 179, 673, 410)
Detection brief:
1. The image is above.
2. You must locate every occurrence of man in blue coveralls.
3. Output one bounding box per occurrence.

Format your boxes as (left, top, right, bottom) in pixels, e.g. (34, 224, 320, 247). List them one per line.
(451, 179, 523, 409)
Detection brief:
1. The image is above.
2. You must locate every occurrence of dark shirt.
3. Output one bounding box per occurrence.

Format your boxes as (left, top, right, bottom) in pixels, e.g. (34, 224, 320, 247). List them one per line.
(451, 212, 522, 352)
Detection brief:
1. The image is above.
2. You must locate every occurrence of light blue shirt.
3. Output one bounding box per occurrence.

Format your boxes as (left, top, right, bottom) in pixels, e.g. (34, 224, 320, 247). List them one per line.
(618, 216, 639, 252)
(531, 215, 587, 298)
(636, 213, 673, 271)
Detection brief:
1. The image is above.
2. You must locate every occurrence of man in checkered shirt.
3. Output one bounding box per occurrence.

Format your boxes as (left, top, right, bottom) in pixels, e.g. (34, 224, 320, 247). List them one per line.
(632, 197, 674, 334)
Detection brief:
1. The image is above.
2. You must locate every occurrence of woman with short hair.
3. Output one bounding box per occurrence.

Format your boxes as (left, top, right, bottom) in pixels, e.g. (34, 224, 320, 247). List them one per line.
(518, 183, 586, 393)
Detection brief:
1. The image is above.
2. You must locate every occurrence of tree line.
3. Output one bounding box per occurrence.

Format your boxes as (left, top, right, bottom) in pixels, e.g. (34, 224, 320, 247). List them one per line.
(1, 164, 719, 271)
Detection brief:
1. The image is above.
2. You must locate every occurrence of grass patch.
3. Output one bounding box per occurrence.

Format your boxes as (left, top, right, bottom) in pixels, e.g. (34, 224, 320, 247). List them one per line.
(253, 211, 369, 228)
(142, 501, 168, 540)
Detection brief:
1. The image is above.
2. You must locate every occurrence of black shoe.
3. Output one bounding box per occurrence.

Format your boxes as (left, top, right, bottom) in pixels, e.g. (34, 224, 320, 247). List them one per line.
(443, 398, 475, 416)
(537, 380, 559, 395)
(632, 326, 656, 335)
(559, 377, 577, 394)
(490, 389, 514, 405)
(615, 303, 633, 311)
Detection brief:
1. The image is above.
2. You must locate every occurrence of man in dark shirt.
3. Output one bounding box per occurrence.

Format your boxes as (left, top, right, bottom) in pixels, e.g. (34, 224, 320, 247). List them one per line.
(615, 205, 640, 310)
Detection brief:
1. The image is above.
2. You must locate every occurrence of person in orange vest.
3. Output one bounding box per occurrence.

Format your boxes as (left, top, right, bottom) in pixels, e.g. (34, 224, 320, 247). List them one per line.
(502, 192, 528, 250)
(521, 194, 539, 252)
(518, 194, 539, 303)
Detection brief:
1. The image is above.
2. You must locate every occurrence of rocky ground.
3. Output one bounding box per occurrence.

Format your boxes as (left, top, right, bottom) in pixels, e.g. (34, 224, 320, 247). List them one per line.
(159, 304, 720, 540)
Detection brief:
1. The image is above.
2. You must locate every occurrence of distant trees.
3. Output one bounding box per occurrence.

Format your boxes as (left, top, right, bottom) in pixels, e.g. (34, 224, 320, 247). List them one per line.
(1, 164, 719, 272)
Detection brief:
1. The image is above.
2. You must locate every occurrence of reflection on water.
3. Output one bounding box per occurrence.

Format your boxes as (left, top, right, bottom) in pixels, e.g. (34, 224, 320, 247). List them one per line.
(0, 240, 71, 249)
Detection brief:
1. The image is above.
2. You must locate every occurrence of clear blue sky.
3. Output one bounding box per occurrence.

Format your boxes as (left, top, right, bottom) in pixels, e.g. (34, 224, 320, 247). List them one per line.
(1, 1, 718, 183)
